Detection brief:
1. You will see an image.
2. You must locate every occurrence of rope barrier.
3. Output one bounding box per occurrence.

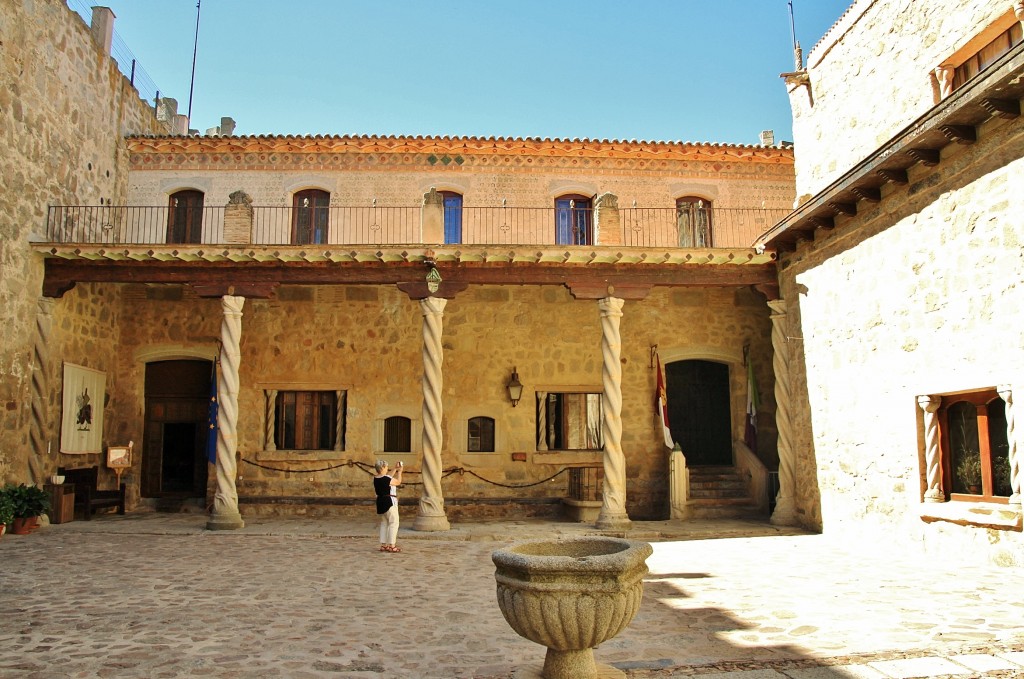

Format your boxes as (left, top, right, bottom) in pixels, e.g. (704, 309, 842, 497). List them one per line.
(239, 456, 574, 489)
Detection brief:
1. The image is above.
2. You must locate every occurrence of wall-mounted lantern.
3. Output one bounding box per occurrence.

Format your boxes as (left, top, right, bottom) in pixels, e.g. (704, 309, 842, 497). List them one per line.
(506, 368, 523, 407)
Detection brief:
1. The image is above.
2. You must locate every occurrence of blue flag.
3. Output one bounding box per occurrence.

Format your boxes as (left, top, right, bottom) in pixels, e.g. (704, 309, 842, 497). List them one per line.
(206, 359, 218, 464)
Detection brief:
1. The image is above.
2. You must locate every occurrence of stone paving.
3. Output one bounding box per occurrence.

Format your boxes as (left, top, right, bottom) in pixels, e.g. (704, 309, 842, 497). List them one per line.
(0, 514, 1022, 678)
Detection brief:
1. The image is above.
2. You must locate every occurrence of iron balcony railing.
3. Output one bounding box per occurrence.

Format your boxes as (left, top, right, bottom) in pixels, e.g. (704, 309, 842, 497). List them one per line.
(43, 204, 788, 248)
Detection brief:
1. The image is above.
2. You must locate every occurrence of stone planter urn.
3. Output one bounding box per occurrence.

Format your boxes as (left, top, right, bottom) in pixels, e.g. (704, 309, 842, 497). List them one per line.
(492, 536, 653, 679)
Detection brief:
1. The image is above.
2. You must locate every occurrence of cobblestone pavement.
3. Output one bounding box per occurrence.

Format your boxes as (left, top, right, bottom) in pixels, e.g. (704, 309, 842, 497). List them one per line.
(1, 514, 1022, 678)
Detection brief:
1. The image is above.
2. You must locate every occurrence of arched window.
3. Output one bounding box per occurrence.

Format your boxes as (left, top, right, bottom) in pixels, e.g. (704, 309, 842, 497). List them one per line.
(939, 391, 1010, 499)
(467, 416, 495, 452)
(676, 196, 712, 247)
(167, 189, 204, 244)
(292, 189, 330, 245)
(384, 416, 412, 453)
(555, 194, 592, 245)
(440, 191, 463, 244)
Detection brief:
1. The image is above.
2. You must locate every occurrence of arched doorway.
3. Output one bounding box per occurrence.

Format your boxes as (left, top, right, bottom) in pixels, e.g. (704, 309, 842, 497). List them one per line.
(665, 359, 733, 466)
(142, 360, 212, 503)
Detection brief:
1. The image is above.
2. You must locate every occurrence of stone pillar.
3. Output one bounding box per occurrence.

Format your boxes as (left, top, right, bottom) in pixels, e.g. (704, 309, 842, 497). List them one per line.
(90, 7, 115, 57)
(595, 296, 631, 530)
(224, 191, 253, 244)
(594, 193, 620, 246)
(421, 188, 444, 245)
(264, 389, 278, 452)
(934, 66, 954, 99)
(998, 385, 1021, 505)
(28, 298, 56, 485)
(1015, 2, 1024, 28)
(335, 390, 346, 453)
(536, 390, 548, 451)
(768, 299, 798, 526)
(207, 295, 246, 531)
(917, 395, 944, 502)
(413, 296, 451, 531)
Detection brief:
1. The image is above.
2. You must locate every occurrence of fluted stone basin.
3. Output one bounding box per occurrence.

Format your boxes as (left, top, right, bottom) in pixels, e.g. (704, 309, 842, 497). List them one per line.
(492, 537, 653, 679)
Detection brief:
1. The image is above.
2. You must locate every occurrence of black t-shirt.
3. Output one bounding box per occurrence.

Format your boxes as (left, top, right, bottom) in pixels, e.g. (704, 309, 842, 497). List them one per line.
(374, 475, 395, 514)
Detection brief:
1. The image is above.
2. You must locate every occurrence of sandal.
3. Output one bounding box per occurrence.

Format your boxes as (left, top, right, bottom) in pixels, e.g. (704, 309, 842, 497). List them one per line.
(386, 545, 402, 553)
(379, 545, 390, 552)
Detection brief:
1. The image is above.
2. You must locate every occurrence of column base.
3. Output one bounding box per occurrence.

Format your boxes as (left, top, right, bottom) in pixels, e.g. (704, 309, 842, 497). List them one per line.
(595, 510, 632, 531)
(206, 509, 245, 531)
(412, 513, 450, 531)
(770, 496, 799, 527)
(923, 490, 946, 503)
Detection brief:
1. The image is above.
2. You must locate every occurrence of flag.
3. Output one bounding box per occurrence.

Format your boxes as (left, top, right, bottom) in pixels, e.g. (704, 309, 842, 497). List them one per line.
(206, 358, 218, 464)
(744, 352, 760, 454)
(655, 355, 674, 449)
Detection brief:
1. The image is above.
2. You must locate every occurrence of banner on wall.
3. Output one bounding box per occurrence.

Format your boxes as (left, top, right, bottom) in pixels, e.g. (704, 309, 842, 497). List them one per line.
(60, 362, 106, 454)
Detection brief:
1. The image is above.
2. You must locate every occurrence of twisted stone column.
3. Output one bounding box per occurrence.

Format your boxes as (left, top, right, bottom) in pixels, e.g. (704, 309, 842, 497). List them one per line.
(207, 295, 245, 530)
(264, 389, 278, 451)
(918, 395, 944, 502)
(28, 298, 55, 485)
(596, 297, 631, 530)
(536, 390, 548, 451)
(998, 385, 1021, 505)
(335, 390, 346, 453)
(413, 297, 450, 531)
(768, 299, 798, 526)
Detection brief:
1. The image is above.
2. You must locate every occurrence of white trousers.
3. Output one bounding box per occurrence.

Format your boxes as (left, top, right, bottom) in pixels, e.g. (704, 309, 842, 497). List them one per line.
(379, 503, 399, 544)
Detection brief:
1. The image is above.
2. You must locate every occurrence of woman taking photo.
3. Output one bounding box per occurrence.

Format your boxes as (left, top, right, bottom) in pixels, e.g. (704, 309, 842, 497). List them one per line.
(373, 460, 403, 552)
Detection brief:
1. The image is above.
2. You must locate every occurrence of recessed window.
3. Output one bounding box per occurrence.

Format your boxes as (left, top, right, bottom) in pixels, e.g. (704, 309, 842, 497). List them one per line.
(938, 389, 1011, 501)
(555, 194, 592, 245)
(292, 189, 330, 245)
(384, 416, 412, 453)
(952, 22, 1022, 91)
(468, 416, 495, 452)
(441, 191, 463, 244)
(676, 196, 712, 247)
(274, 390, 341, 451)
(539, 392, 604, 451)
(167, 189, 204, 244)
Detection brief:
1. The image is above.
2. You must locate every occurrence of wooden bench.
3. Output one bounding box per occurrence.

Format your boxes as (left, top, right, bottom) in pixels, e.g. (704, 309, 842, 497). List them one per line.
(57, 466, 126, 520)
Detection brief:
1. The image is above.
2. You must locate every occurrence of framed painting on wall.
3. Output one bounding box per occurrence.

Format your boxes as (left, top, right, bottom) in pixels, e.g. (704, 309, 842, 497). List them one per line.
(60, 363, 106, 454)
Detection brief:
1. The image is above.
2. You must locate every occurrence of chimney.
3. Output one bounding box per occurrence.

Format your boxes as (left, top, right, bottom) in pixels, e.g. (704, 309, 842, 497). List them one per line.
(219, 117, 236, 136)
(759, 130, 775, 146)
(157, 97, 179, 123)
(90, 7, 115, 57)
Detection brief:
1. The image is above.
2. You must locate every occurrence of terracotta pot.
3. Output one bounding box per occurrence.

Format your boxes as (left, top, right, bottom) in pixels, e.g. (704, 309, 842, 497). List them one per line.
(11, 516, 40, 535)
(492, 536, 652, 679)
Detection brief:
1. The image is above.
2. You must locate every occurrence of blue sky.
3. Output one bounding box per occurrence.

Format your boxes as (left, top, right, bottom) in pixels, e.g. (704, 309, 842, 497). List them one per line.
(73, 1, 851, 144)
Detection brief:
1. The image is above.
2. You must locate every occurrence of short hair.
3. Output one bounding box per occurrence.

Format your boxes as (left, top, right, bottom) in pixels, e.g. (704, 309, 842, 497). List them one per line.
(374, 460, 388, 473)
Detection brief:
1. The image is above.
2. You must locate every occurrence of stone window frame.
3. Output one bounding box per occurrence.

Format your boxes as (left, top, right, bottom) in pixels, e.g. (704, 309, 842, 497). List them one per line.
(917, 386, 1021, 531)
(933, 8, 1024, 99)
(373, 407, 422, 460)
(258, 386, 346, 462)
(535, 387, 605, 453)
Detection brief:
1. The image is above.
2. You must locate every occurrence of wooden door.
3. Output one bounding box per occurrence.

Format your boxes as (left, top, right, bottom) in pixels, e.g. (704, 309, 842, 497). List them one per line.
(142, 360, 212, 498)
(665, 359, 733, 466)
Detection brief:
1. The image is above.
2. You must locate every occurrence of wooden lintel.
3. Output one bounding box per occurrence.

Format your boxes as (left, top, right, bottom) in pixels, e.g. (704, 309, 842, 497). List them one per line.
(395, 280, 469, 300)
(828, 201, 857, 216)
(939, 124, 976, 144)
(850, 186, 882, 203)
(42, 258, 779, 296)
(876, 168, 909, 184)
(980, 98, 1020, 119)
(906, 148, 940, 166)
(565, 282, 652, 300)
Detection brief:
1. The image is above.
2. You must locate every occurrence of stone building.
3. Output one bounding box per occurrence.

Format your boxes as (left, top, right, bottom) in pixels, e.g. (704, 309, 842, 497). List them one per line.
(757, 0, 1024, 564)
(4, 0, 795, 531)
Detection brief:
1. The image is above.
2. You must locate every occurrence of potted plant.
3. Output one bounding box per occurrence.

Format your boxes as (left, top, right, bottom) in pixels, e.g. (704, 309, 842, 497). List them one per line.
(955, 456, 982, 494)
(0, 488, 14, 538)
(5, 483, 50, 534)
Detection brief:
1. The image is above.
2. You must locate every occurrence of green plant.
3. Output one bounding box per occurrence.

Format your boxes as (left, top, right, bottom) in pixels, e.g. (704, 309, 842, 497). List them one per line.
(0, 488, 14, 525)
(3, 483, 51, 519)
(955, 455, 982, 489)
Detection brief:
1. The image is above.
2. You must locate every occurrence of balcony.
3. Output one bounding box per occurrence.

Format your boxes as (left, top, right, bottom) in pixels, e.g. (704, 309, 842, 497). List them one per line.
(42, 203, 789, 250)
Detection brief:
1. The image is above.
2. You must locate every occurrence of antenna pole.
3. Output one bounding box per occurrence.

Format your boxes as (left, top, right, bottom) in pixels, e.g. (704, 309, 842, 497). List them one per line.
(187, 0, 201, 128)
(788, 0, 804, 70)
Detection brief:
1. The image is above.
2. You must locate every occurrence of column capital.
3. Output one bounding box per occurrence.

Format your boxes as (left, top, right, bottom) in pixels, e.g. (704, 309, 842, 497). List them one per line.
(598, 296, 624, 316)
(767, 298, 787, 316)
(917, 394, 941, 413)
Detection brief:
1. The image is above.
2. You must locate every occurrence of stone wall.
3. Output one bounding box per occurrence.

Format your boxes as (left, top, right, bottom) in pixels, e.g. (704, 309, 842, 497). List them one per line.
(109, 282, 774, 520)
(0, 0, 170, 482)
(780, 0, 1024, 564)
(790, 0, 1015, 200)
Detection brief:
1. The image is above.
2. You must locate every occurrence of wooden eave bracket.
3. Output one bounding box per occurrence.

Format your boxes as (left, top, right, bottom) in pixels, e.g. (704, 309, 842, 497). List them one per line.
(939, 124, 977, 144)
(979, 97, 1020, 119)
